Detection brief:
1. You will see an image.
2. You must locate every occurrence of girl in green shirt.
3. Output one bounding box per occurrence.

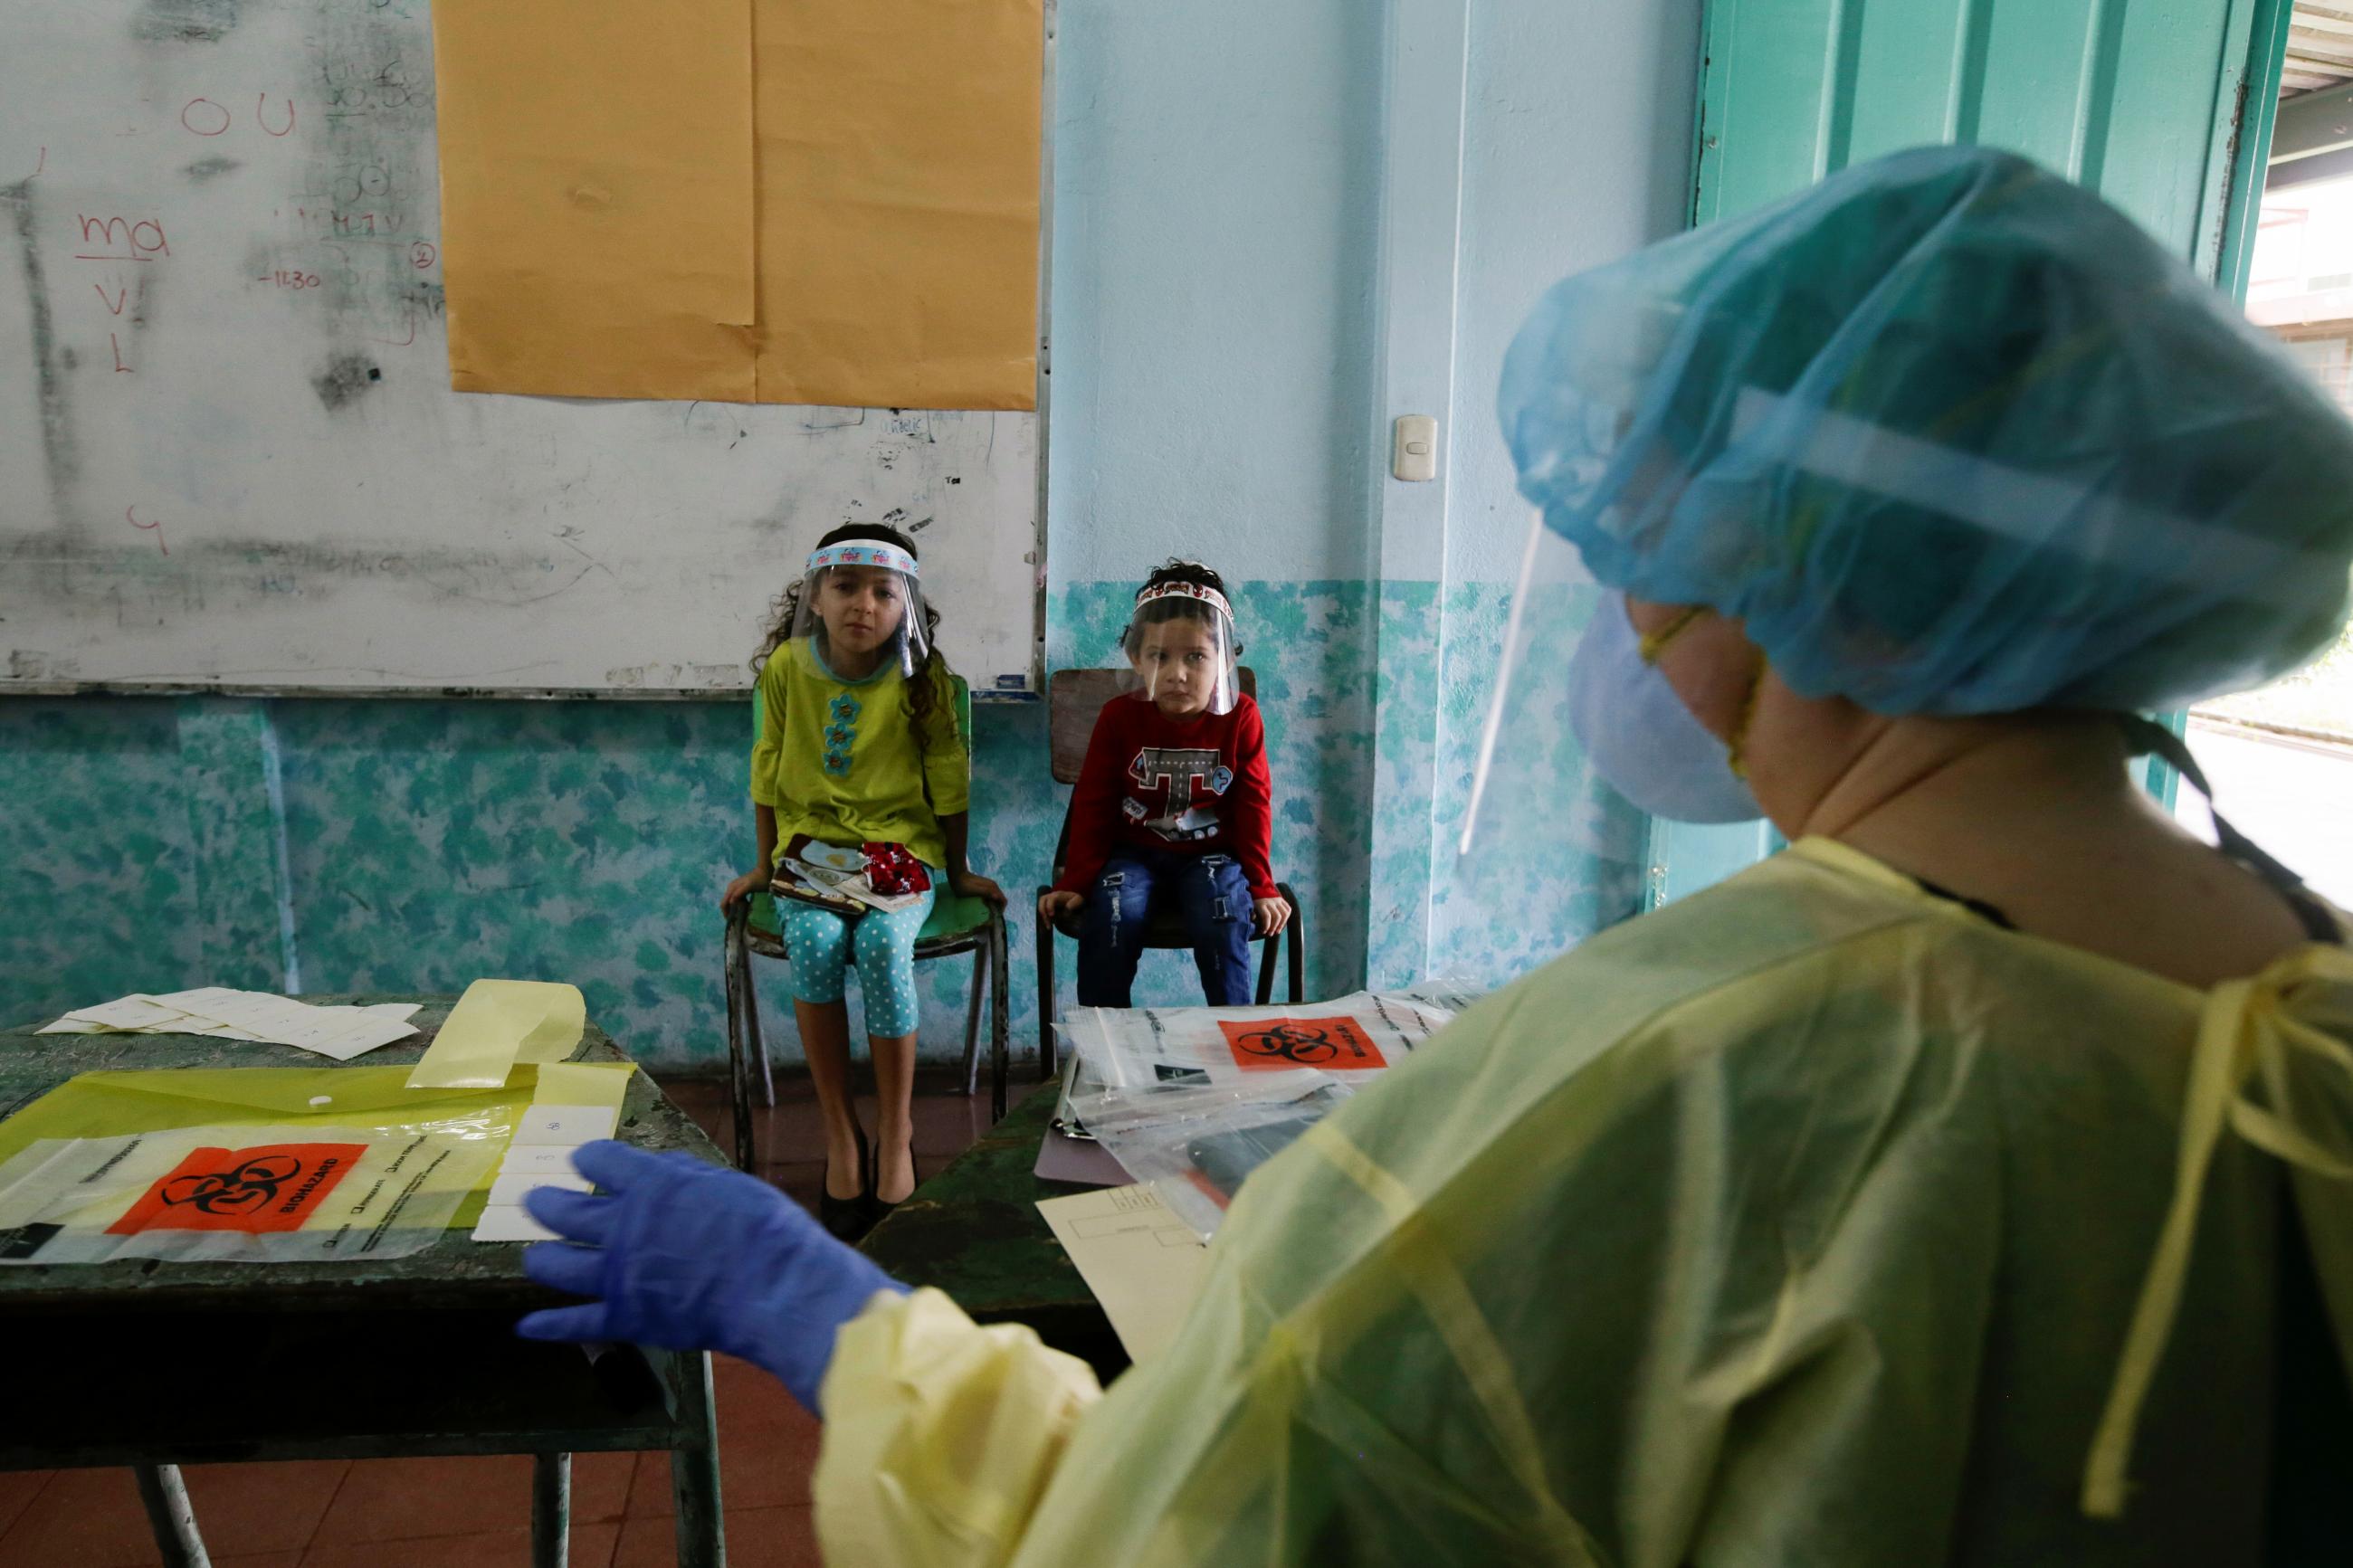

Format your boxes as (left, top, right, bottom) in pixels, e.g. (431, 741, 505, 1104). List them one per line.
(721, 524, 1005, 1240)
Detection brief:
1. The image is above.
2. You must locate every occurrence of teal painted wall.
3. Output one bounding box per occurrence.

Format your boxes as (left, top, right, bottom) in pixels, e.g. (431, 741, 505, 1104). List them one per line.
(1692, 0, 2276, 271)
(0, 581, 1376, 1067)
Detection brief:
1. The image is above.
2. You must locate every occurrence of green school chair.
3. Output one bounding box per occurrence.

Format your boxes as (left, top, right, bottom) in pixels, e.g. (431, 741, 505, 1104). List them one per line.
(722, 672, 1012, 1174)
(1034, 667, 1306, 1079)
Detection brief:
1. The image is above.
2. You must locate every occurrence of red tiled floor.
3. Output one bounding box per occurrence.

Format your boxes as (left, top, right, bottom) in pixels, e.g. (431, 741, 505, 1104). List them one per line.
(310, 1452, 633, 1547)
(0, 1466, 170, 1566)
(624, 1357, 819, 1518)
(0, 1474, 48, 1542)
(909, 1090, 997, 1158)
(663, 1078, 1002, 1175)
(570, 1452, 642, 1525)
(177, 1460, 348, 1555)
(759, 1160, 828, 1212)
(663, 1075, 1003, 1223)
(610, 1506, 821, 1568)
(0, 1465, 341, 1566)
(298, 1521, 618, 1568)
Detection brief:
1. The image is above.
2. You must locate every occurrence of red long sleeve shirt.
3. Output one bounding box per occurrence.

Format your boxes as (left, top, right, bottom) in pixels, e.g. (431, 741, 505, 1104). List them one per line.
(1053, 693, 1277, 898)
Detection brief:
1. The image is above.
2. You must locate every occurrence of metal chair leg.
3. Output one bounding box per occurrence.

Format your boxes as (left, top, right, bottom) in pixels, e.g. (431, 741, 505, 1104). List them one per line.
(1281, 880, 1305, 1004)
(744, 943, 776, 1109)
(1035, 894, 1057, 1079)
(723, 912, 756, 1174)
(1254, 927, 1279, 1006)
(990, 910, 1013, 1119)
(530, 1453, 571, 1568)
(135, 1465, 210, 1568)
(959, 941, 986, 1098)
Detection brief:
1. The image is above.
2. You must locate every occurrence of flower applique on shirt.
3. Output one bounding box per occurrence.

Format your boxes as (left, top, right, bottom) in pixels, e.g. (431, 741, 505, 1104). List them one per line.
(824, 693, 862, 777)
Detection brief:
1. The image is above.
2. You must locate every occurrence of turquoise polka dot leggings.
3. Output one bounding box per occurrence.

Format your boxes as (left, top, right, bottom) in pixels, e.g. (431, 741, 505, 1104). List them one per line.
(783, 886, 937, 1039)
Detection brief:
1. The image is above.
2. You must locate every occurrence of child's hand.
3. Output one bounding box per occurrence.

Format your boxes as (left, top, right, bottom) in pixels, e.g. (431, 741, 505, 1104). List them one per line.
(1038, 889, 1084, 922)
(1253, 896, 1293, 936)
(951, 870, 1007, 908)
(721, 868, 771, 915)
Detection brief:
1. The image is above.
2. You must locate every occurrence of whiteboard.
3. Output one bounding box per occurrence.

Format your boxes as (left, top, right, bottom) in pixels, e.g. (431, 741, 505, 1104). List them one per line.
(0, 0, 1045, 697)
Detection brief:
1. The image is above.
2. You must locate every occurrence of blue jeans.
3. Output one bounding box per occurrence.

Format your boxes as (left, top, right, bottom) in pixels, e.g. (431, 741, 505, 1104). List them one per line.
(1076, 847, 1254, 1007)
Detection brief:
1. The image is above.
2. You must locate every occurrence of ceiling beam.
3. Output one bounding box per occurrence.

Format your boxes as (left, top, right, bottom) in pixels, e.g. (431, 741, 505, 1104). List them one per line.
(2274, 77, 2353, 159)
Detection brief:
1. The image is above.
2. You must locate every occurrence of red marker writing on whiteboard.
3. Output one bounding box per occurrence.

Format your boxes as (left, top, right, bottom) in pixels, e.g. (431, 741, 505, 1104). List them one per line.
(127, 506, 167, 556)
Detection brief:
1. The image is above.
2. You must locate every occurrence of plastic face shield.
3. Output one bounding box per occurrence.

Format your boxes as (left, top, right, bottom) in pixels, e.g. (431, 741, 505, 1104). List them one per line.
(1118, 581, 1240, 717)
(788, 538, 930, 679)
(1444, 511, 1652, 961)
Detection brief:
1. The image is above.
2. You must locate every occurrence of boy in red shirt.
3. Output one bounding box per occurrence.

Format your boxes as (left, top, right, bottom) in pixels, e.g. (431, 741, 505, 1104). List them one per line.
(1039, 562, 1291, 1005)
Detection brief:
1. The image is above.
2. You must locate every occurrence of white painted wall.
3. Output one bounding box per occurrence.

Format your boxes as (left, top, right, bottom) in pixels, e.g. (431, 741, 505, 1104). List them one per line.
(1418, 0, 1704, 983)
(1444, 0, 1703, 586)
(1043, 0, 1701, 595)
(1047, 0, 1385, 589)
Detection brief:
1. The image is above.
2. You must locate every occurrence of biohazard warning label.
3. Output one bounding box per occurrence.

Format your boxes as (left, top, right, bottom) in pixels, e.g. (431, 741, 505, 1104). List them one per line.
(1218, 1017, 1388, 1072)
(106, 1143, 367, 1235)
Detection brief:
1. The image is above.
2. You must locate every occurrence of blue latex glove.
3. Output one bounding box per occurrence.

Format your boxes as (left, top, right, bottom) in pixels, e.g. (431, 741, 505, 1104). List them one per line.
(517, 1140, 908, 1413)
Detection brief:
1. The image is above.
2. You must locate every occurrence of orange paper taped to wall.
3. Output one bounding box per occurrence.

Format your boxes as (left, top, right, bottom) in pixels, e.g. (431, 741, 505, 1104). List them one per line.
(432, 0, 1040, 410)
(432, 0, 758, 402)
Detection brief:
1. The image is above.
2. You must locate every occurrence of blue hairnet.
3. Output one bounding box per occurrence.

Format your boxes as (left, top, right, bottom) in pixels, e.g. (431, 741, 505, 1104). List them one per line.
(1500, 145, 2353, 716)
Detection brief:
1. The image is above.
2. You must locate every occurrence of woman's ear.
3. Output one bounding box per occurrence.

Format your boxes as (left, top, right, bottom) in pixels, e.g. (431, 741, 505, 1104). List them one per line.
(1627, 596, 1761, 746)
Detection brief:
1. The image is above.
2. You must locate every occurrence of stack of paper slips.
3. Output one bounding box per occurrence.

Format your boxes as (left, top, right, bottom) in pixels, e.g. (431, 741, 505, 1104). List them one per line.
(38, 988, 422, 1060)
(472, 1061, 636, 1243)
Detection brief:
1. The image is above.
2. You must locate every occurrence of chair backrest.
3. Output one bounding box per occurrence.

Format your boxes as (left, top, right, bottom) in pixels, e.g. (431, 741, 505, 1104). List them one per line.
(1045, 666, 1258, 784)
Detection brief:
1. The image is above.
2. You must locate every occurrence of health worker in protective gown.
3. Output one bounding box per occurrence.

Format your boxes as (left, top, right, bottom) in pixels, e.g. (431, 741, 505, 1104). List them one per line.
(510, 146, 2353, 1567)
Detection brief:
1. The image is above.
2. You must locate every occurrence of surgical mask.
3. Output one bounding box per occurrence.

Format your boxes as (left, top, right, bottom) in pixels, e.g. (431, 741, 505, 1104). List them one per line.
(1565, 599, 1764, 824)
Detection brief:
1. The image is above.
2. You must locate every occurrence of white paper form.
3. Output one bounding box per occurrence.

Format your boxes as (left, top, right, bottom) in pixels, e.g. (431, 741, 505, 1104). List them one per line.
(178, 1022, 269, 1042)
(149, 986, 265, 1018)
(471, 1093, 624, 1242)
(37, 990, 421, 1058)
(1037, 1184, 1213, 1364)
(491, 1144, 586, 1179)
(488, 1173, 591, 1208)
(52, 995, 199, 1031)
(151, 993, 421, 1056)
(41, 990, 263, 1041)
(471, 1206, 560, 1242)
(510, 1107, 620, 1145)
(289, 1007, 424, 1061)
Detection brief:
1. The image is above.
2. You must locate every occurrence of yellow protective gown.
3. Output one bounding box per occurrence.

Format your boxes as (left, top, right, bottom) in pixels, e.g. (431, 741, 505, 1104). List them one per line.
(815, 839, 2353, 1565)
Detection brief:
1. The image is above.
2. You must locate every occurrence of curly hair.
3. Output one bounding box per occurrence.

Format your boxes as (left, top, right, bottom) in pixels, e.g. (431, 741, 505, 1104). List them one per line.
(1122, 558, 1241, 656)
(754, 522, 951, 743)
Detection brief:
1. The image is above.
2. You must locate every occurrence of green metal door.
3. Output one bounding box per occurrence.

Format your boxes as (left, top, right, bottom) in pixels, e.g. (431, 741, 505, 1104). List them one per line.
(1650, 0, 2294, 908)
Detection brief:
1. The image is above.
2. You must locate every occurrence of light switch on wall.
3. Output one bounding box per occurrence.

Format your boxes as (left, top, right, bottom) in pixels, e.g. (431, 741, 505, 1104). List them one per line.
(1391, 414, 1439, 481)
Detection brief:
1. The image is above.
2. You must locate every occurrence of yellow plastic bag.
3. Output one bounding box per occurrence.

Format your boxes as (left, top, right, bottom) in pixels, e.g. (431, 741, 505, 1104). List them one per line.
(0, 1065, 584, 1265)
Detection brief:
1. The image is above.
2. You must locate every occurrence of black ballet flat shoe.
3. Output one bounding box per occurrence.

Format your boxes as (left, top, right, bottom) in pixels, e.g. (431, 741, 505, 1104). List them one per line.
(819, 1123, 873, 1242)
(867, 1146, 919, 1227)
